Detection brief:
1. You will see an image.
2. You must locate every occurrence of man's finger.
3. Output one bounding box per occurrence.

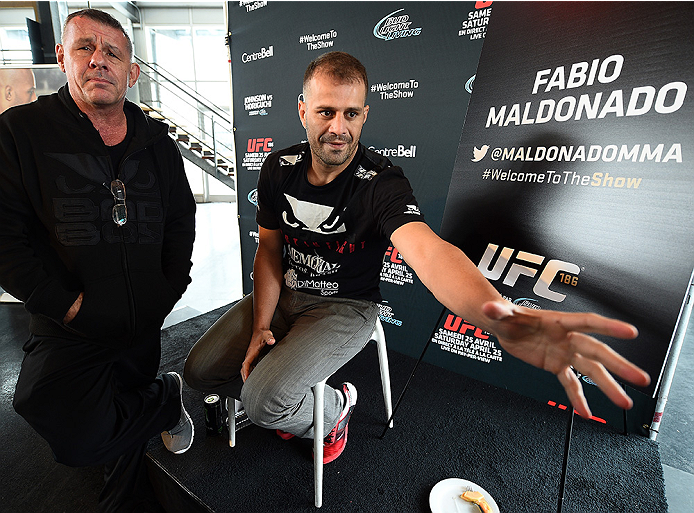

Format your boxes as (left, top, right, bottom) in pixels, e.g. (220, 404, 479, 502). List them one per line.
(556, 367, 591, 419)
(571, 354, 634, 411)
(566, 333, 651, 388)
(483, 301, 639, 340)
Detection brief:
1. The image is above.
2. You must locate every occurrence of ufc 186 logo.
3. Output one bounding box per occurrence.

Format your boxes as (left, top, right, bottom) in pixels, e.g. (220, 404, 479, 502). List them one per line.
(478, 243, 580, 302)
(247, 137, 273, 152)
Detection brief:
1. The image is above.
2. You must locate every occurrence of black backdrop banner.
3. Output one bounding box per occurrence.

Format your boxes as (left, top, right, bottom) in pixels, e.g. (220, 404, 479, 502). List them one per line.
(438, 1, 694, 434)
(228, 2, 486, 357)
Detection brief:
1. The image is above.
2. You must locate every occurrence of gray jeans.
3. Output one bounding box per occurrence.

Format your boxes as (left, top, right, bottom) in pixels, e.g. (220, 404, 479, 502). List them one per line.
(184, 287, 378, 438)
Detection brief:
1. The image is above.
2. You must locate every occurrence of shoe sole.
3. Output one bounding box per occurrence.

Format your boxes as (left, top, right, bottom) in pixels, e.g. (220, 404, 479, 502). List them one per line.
(322, 424, 348, 464)
(170, 372, 194, 454)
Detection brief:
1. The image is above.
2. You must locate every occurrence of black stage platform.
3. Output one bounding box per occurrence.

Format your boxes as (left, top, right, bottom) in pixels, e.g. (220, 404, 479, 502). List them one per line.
(2, 304, 667, 512)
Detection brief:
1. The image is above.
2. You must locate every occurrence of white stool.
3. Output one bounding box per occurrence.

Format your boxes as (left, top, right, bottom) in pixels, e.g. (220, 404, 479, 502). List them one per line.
(227, 318, 393, 508)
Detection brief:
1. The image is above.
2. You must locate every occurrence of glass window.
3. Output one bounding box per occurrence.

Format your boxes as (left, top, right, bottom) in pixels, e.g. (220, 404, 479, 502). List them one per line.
(0, 28, 32, 64)
(193, 28, 228, 82)
(149, 28, 194, 80)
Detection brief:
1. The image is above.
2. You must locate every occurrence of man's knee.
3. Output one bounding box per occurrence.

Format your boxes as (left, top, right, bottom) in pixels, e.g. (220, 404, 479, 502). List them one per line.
(183, 349, 212, 391)
(239, 373, 292, 428)
(14, 393, 109, 467)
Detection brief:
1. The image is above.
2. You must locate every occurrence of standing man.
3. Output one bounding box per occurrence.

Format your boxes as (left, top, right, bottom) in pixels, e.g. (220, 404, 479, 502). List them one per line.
(185, 52, 650, 464)
(0, 67, 37, 113)
(0, 9, 196, 513)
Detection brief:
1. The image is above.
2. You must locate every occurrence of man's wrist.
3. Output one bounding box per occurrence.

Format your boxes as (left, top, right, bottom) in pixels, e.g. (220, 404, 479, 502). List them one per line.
(63, 292, 83, 324)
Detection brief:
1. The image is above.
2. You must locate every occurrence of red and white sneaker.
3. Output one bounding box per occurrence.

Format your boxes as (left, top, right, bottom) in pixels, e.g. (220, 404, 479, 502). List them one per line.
(276, 429, 295, 440)
(322, 382, 357, 464)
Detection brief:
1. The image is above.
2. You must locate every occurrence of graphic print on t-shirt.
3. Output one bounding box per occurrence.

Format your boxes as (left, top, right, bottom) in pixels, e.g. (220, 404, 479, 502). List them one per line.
(281, 193, 346, 235)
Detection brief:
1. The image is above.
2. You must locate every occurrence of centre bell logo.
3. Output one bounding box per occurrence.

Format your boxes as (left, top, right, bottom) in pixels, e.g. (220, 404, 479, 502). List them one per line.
(373, 9, 422, 41)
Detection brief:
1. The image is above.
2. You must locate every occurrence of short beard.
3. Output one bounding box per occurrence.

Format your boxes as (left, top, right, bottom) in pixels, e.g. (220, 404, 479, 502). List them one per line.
(312, 133, 356, 167)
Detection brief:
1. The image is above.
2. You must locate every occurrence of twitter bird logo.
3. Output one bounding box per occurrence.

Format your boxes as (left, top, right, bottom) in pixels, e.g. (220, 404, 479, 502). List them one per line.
(472, 145, 489, 162)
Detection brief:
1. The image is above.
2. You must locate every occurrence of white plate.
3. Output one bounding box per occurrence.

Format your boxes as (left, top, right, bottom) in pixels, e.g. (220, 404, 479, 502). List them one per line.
(429, 478, 500, 513)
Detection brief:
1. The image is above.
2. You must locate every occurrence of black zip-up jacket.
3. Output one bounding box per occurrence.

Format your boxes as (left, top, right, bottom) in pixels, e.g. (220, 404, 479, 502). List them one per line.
(0, 85, 196, 348)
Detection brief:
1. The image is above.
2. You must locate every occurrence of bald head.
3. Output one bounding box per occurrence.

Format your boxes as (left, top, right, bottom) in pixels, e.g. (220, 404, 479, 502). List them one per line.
(0, 68, 37, 114)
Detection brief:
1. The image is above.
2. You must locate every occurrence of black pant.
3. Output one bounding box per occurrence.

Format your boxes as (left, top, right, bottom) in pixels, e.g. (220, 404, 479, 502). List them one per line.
(13, 331, 180, 512)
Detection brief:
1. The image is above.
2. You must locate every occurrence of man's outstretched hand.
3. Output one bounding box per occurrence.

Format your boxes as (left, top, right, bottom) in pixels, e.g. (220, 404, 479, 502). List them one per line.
(482, 300, 651, 419)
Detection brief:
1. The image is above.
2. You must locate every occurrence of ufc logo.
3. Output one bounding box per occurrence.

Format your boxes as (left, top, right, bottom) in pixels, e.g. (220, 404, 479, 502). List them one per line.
(247, 137, 273, 152)
(443, 314, 489, 339)
(477, 243, 580, 302)
(384, 246, 403, 263)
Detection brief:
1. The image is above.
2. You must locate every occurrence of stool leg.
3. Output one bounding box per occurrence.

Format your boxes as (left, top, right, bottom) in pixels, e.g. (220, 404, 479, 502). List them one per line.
(373, 320, 394, 428)
(313, 379, 326, 508)
(228, 398, 242, 447)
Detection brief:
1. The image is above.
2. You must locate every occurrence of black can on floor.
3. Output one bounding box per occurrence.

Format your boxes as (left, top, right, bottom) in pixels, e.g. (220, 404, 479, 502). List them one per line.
(203, 394, 224, 436)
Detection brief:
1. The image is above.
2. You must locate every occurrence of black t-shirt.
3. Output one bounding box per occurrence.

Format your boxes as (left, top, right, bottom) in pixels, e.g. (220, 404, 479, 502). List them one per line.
(106, 109, 135, 173)
(256, 142, 424, 301)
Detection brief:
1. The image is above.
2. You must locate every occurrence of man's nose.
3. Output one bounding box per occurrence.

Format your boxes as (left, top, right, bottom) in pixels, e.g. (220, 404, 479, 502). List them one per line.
(329, 115, 346, 135)
(89, 49, 108, 69)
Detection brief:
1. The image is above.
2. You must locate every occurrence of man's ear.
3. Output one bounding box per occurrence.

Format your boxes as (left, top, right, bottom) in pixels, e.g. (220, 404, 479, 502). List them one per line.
(5, 85, 13, 101)
(56, 44, 66, 73)
(128, 62, 140, 88)
(298, 98, 307, 128)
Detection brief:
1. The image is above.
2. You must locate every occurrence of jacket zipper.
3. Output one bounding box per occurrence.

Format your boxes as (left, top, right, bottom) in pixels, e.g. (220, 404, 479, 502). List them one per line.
(112, 148, 145, 341)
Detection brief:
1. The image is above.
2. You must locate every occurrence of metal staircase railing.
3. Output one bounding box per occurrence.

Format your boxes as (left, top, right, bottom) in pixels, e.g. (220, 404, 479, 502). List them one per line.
(134, 57, 236, 193)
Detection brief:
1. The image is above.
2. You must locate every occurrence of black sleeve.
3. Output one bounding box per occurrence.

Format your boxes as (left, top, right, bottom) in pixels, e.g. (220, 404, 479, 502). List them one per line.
(0, 112, 79, 321)
(255, 153, 281, 230)
(371, 167, 425, 239)
(160, 139, 196, 299)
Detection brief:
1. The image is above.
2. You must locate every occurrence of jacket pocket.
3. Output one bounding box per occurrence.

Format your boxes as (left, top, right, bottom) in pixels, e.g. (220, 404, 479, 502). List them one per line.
(63, 274, 133, 346)
(129, 269, 180, 332)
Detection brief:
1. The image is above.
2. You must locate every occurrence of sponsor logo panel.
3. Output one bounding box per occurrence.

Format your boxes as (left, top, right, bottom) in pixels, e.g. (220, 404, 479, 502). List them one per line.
(433, 313, 501, 364)
(378, 301, 403, 327)
(244, 93, 272, 117)
(368, 144, 417, 158)
(485, 54, 687, 129)
(370, 79, 419, 100)
(373, 9, 422, 41)
(477, 243, 581, 303)
(465, 75, 476, 94)
(459, 2, 492, 40)
(468, 142, 684, 190)
(298, 30, 338, 51)
(247, 189, 258, 206)
(242, 137, 273, 171)
(241, 45, 274, 64)
(380, 246, 414, 286)
(239, 0, 267, 13)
